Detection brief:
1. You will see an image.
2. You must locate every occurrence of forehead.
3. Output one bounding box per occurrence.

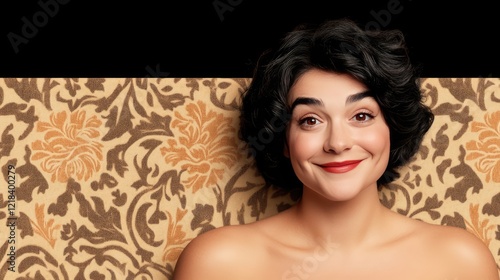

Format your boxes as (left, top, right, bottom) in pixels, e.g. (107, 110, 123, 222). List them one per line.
(288, 69, 368, 103)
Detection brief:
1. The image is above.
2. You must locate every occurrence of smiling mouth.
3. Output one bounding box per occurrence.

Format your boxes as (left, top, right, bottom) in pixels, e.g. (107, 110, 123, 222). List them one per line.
(320, 160, 362, 173)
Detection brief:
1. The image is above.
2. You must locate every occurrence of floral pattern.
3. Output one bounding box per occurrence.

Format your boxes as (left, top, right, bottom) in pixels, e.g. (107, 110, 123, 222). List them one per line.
(466, 111, 500, 183)
(0, 77, 499, 279)
(29, 203, 61, 248)
(31, 110, 104, 183)
(161, 100, 241, 192)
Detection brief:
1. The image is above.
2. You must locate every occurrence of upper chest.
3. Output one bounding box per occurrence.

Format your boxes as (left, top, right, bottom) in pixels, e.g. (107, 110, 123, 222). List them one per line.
(236, 237, 456, 280)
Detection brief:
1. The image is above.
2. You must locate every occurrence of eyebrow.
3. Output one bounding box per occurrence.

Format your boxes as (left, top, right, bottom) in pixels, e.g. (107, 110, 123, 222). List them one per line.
(290, 97, 323, 111)
(290, 90, 372, 112)
(346, 90, 372, 104)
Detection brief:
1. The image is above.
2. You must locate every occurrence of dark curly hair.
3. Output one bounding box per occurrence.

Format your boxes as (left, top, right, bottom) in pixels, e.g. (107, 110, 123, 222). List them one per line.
(239, 18, 434, 191)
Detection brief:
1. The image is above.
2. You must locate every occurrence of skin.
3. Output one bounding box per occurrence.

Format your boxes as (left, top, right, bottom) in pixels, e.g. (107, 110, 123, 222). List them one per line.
(172, 69, 499, 280)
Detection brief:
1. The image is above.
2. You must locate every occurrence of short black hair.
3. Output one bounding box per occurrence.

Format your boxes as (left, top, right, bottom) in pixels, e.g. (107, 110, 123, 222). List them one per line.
(239, 18, 434, 191)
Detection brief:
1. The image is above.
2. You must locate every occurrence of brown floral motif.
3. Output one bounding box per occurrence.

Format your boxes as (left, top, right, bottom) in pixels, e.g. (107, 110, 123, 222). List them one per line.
(161, 100, 240, 192)
(79, 258, 129, 279)
(31, 110, 104, 183)
(465, 111, 500, 183)
(30, 203, 61, 248)
(14, 245, 67, 280)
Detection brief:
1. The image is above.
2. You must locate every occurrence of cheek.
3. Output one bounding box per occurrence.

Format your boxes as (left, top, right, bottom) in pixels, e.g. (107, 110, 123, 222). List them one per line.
(358, 125, 390, 157)
(287, 129, 323, 160)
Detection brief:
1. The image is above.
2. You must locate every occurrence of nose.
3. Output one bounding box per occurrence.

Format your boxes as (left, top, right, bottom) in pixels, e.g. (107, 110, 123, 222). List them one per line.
(323, 121, 352, 154)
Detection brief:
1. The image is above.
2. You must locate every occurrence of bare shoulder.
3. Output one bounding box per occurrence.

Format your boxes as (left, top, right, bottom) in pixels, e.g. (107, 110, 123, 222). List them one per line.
(420, 222, 499, 279)
(172, 224, 262, 280)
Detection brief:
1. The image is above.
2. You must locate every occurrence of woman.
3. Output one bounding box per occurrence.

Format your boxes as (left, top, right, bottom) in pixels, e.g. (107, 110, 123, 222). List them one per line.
(173, 18, 499, 279)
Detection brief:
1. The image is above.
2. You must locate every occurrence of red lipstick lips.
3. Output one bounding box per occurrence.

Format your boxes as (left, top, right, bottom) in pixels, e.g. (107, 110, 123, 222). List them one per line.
(320, 160, 362, 173)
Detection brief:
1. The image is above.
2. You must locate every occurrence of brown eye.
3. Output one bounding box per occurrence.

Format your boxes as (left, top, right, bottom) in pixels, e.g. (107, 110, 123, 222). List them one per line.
(299, 117, 319, 127)
(305, 118, 318, 126)
(354, 113, 373, 122)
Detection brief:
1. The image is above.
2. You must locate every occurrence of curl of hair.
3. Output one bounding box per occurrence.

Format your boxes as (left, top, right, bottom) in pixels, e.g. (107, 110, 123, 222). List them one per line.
(239, 18, 434, 191)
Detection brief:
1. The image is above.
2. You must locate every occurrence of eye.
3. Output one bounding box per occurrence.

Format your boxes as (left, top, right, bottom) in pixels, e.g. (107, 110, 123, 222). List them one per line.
(352, 112, 374, 122)
(298, 116, 320, 127)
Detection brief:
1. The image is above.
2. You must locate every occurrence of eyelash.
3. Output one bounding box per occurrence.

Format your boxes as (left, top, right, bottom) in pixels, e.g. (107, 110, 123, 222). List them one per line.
(352, 111, 374, 122)
(297, 111, 375, 127)
(298, 116, 319, 127)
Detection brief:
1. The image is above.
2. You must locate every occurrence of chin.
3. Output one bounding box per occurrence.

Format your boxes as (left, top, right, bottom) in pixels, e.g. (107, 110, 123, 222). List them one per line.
(306, 181, 375, 202)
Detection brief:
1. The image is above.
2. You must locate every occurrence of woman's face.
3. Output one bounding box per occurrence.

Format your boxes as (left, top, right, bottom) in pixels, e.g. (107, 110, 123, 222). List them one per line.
(286, 69, 390, 201)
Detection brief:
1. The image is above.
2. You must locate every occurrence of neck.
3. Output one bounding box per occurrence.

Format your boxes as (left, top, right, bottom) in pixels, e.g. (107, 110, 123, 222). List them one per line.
(291, 184, 390, 250)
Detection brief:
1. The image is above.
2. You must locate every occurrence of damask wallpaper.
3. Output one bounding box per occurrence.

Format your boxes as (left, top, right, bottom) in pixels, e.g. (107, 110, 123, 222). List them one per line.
(0, 77, 499, 279)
